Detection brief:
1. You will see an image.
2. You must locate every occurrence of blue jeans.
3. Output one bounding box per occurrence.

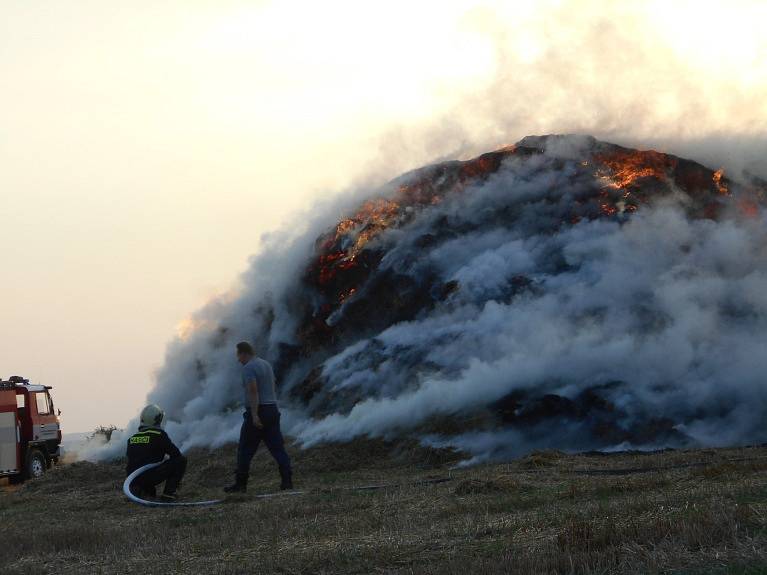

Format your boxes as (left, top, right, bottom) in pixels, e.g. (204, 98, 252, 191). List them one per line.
(236, 405, 292, 477)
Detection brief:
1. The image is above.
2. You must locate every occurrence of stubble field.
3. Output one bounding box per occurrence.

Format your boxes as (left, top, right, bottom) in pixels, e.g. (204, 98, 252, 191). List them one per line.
(2, 440, 767, 574)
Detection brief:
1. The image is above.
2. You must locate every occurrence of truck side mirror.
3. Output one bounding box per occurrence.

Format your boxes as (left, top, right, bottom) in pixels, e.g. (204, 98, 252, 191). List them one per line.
(57, 409, 61, 416)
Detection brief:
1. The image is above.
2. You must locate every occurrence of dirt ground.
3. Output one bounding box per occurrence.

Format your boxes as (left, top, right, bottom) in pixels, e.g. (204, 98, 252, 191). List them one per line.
(2, 440, 767, 574)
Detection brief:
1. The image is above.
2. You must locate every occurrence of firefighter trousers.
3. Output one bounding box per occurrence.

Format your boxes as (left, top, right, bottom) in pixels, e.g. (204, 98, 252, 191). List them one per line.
(134, 455, 187, 496)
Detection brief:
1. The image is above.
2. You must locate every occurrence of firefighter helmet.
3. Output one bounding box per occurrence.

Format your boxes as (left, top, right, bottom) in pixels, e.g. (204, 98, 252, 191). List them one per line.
(140, 404, 165, 428)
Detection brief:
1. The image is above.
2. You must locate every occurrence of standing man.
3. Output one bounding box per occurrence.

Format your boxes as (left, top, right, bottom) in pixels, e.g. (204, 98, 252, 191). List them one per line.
(224, 341, 293, 493)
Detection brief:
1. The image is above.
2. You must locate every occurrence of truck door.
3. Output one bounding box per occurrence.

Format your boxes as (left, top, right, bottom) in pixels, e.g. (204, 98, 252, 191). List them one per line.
(32, 391, 59, 444)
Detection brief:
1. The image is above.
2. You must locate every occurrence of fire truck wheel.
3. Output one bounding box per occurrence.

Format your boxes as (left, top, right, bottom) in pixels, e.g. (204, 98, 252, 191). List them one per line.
(27, 449, 46, 479)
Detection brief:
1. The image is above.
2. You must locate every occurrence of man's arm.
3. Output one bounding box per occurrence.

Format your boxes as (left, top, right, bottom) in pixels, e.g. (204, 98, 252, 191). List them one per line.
(162, 432, 183, 459)
(247, 380, 263, 428)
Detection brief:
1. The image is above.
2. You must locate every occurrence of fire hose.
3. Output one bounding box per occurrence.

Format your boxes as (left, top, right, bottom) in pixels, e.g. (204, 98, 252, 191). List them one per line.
(123, 461, 224, 507)
(124, 461, 450, 507)
(123, 460, 306, 507)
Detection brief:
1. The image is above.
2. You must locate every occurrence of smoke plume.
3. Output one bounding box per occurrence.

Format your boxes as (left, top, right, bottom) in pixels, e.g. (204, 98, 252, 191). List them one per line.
(82, 132, 767, 463)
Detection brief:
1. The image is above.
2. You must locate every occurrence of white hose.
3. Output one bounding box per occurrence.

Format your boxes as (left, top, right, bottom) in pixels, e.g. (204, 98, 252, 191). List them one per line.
(124, 461, 448, 507)
(123, 462, 223, 507)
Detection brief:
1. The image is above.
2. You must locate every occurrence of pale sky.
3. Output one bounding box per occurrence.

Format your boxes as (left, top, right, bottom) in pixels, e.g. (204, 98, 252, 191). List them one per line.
(2, 0, 765, 432)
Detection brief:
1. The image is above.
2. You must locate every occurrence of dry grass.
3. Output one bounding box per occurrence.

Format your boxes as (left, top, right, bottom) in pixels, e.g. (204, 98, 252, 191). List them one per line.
(2, 441, 767, 574)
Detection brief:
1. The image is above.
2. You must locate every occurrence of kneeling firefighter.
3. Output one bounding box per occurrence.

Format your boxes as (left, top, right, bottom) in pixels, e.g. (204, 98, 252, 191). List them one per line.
(126, 404, 187, 502)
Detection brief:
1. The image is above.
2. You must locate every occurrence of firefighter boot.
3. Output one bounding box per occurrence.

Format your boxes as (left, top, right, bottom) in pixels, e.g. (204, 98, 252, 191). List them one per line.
(224, 472, 248, 493)
(280, 468, 293, 491)
(131, 484, 156, 499)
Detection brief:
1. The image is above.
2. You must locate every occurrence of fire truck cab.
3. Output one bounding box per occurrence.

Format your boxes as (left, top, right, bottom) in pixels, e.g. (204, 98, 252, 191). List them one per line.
(0, 376, 62, 482)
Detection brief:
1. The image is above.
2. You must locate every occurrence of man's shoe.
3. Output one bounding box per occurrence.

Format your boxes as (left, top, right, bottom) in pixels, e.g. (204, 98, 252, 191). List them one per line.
(224, 472, 248, 493)
(159, 493, 178, 503)
(280, 468, 293, 491)
(224, 482, 247, 493)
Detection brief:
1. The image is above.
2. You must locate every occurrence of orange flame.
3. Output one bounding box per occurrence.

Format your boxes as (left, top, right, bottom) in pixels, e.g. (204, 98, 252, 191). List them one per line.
(314, 151, 517, 313)
(595, 149, 677, 189)
(334, 198, 401, 256)
(713, 168, 729, 196)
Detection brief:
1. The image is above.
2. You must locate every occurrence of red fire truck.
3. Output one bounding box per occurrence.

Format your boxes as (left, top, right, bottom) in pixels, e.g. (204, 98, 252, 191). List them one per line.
(0, 376, 62, 482)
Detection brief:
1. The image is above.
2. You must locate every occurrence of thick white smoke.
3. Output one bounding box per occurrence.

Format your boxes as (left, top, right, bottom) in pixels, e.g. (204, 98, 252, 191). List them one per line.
(293, 203, 767, 454)
(81, 136, 767, 462)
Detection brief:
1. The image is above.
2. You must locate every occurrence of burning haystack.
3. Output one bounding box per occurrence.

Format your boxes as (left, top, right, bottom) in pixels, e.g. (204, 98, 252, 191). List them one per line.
(148, 135, 767, 462)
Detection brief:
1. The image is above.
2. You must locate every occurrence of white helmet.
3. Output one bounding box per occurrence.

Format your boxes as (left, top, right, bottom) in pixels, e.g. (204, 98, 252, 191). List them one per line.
(140, 404, 165, 428)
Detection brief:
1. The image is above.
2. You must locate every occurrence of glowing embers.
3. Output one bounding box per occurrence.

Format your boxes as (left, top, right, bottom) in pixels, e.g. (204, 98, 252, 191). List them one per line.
(595, 149, 677, 190)
(317, 252, 359, 287)
(338, 198, 401, 254)
(739, 197, 760, 218)
(595, 188, 636, 218)
(713, 169, 729, 196)
(338, 287, 357, 302)
(458, 152, 505, 181)
(312, 149, 516, 301)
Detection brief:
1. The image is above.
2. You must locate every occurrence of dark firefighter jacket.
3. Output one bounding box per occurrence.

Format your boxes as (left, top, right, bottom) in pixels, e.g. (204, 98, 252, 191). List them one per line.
(125, 427, 182, 475)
